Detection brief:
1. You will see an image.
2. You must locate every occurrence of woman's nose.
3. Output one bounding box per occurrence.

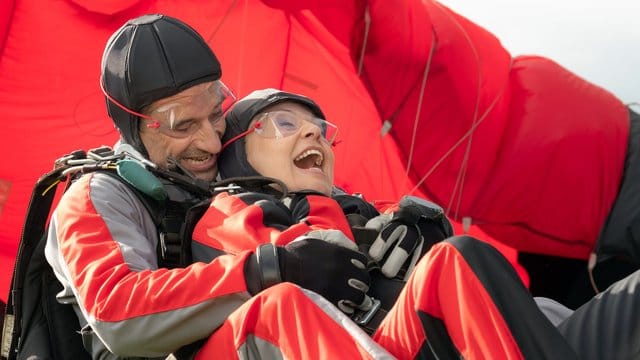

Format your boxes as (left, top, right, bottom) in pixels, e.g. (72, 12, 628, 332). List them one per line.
(301, 122, 322, 139)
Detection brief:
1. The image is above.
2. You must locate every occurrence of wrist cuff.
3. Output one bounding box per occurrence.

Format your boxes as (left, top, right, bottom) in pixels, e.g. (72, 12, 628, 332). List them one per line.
(256, 243, 282, 289)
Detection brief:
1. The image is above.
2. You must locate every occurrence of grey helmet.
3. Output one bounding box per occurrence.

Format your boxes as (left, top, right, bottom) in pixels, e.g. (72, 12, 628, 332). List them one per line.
(101, 14, 222, 155)
(219, 88, 325, 179)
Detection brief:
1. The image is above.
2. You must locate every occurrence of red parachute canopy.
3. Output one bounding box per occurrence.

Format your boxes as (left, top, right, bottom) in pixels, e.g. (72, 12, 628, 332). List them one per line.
(0, 0, 628, 302)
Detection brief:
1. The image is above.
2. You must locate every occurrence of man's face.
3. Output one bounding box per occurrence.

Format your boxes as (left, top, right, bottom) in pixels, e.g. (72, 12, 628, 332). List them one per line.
(245, 102, 335, 195)
(140, 81, 228, 181)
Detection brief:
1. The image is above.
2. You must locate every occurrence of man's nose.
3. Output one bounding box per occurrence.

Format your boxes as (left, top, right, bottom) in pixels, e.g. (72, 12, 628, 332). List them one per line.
(195, 118, 224, 153)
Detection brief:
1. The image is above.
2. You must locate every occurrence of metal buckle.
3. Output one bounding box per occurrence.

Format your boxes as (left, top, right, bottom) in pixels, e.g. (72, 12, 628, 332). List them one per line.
(53, 150, 87, 169)
(352, 297, 382, 326)
(211, 184, 244, 194)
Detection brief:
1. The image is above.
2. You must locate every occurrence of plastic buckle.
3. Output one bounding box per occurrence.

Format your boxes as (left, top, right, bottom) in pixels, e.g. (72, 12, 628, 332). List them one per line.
(352, 297, 381, 326)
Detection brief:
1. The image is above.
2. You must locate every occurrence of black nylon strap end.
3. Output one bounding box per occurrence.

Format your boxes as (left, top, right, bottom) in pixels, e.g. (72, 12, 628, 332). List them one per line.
(256, 243, 282, 289)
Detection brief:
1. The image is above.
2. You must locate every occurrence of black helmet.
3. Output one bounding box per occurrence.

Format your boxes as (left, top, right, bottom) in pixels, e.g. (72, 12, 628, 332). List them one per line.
(101, 14, 222, 154)
(219, 88, 325, 179)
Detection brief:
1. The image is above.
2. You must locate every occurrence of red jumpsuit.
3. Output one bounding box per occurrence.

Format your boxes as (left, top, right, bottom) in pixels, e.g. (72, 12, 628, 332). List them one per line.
(46, 173, 391, 359)
(192, 192, 578, 359)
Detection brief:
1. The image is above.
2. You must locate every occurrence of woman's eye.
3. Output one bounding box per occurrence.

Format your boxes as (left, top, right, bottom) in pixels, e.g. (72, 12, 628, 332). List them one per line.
(276, 119, 297, 130)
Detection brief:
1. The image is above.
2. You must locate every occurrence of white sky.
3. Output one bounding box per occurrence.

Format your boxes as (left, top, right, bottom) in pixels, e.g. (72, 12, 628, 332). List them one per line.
(438, 0, 640, 104)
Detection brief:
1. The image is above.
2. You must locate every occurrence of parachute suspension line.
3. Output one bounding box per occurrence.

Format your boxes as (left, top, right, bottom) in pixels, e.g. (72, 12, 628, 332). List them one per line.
(408, 82, 505, 198)
(279, 6, 297, 90)
(448, 62, 482, 218)
(410, 2, 482, 200)
(454, 59, 513, 220)
(206, 0, 237, 42)
(447, 138, 471, 219)
(410, 2, 507, 222)
(429, 1, 483, 220)
(409, 62, 510, 201)
(357, 4, 371, 76)
(404, 29, 437, 182)
(446, 74, 481, 219)
(408, 30, 512, 209)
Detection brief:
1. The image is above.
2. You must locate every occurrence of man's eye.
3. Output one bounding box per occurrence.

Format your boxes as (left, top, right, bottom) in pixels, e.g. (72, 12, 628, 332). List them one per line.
(172, 121, 196, 133)
(208, 111, 223, 124)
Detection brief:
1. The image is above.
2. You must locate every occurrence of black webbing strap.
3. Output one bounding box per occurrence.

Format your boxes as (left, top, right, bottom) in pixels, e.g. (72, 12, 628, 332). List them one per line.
(3, 151, 88, 360)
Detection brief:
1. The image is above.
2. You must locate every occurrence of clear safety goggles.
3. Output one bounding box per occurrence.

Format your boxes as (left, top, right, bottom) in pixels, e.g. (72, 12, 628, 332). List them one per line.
(222, 110, 339, 151)
(102, 80, 236, 139)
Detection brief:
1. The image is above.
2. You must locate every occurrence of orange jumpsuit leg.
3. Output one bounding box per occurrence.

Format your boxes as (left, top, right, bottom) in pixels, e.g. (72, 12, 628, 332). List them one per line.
(374, 235, 577, 359)
(196, 282, 394, 360)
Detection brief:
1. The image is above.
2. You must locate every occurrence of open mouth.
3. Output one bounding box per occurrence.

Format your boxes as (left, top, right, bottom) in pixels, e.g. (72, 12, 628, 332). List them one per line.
(182, 153, 212, 165)
(177, 153, 215, 173)
(294, 149, 324, 170)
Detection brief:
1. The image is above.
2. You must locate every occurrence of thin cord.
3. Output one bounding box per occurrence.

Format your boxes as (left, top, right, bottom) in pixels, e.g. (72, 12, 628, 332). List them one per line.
(206, 0, 238, 42)
(354, 3, 388, 196)
(429, 2, 482, 219)
(409, 77, 508, 196)
(357, 4, 371, 76)
(409, 2, 511, 210)
(405, 31, 437, 181)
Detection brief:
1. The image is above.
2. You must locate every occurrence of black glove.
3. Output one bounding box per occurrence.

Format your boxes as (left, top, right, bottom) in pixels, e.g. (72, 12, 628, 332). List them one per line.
(248, 238, 371, 315)
(332, 194, 380, 227)
(366, 196, 453, 279)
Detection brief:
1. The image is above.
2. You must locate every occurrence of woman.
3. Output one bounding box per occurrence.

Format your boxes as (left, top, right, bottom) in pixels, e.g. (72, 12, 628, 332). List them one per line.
(192, 88, 419, 319)
(190, 89, 589, 359)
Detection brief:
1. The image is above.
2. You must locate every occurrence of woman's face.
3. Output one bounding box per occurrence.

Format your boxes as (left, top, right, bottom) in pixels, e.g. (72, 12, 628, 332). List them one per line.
(245, 102, 335, 195)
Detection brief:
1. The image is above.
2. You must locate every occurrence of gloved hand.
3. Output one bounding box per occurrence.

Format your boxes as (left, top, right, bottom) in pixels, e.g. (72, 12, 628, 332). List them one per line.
(332, 194, 380, 227)
(250, 237, 371, 315)
(304, 229, 355, 246)
(365, 196, 453, 279)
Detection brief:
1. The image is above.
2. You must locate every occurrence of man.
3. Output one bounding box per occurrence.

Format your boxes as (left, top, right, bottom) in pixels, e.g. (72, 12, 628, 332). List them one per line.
(45, 14, 392, 359)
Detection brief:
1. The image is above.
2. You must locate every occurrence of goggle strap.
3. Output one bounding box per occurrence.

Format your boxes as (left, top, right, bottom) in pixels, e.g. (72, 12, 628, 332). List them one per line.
(221, 115, 340, 151)
(221, 126, 256, 151)
(99, 80, 154, 121)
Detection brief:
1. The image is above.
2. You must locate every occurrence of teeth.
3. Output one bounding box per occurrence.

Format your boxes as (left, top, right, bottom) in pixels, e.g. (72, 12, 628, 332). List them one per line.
(295, 149, 323, 166)
(183, 154, 211, 164)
